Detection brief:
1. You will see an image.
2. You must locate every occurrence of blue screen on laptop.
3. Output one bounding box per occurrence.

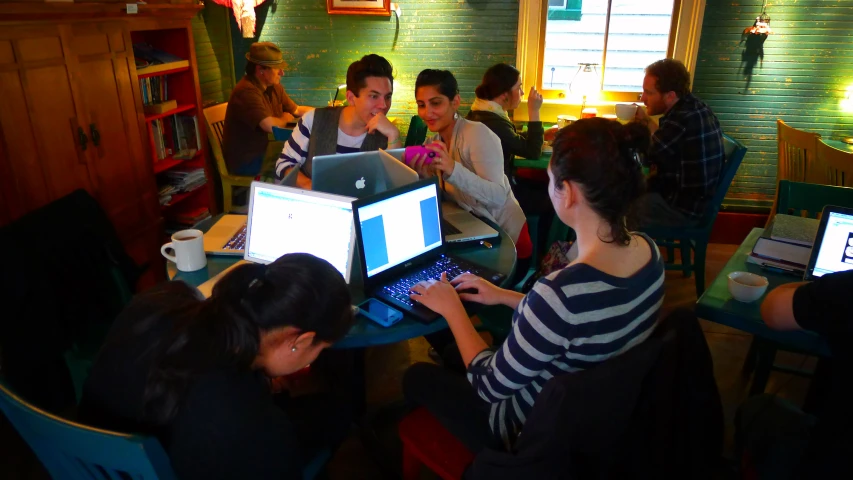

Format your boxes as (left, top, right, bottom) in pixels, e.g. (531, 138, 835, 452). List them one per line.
(356, 183, 442, 277)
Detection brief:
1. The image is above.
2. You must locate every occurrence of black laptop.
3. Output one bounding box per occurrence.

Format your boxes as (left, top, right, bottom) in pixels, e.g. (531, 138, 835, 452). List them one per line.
(352, 178, 506, 323)
(803, 205, 853, 280)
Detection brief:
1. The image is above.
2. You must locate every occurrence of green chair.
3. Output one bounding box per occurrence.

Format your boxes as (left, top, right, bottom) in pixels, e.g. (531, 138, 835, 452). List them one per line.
(642, 134, 748, 297)
(405, 115, 428, 147)
(0, 379, 177, 479)
(742, 180, 853, 395)
(476, 215, 572, 344)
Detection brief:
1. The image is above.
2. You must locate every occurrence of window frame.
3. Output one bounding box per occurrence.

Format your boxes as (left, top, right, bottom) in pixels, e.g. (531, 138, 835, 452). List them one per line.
(517, 0, 706, 103)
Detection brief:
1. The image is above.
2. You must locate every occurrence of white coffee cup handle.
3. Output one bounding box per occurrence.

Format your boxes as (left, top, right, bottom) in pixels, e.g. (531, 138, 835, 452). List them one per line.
(161, 243, 178, 263)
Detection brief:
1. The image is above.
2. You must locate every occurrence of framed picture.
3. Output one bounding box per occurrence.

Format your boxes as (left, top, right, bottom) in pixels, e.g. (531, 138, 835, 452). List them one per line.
(327, 0, 391, 16)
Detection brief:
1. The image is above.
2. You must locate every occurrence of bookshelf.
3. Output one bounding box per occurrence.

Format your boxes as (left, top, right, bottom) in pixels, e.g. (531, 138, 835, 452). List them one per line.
(130, 27, 214, 234)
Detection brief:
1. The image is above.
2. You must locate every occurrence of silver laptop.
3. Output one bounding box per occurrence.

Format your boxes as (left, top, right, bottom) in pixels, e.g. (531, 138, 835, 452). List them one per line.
(244, 181, 357, 283)
(203, 214, 248, 256)
(441, 201, 499, 243)
(312, 148, 418, 198)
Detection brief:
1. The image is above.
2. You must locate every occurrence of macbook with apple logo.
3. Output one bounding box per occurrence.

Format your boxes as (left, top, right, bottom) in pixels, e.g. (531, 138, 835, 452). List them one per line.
(311, 148, 418, 199)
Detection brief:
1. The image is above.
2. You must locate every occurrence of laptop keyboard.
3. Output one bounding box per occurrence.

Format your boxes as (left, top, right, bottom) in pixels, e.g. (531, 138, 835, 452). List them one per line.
(441, 219, 462, 235)
(380, 256, 487, 308)
(223, 224, 247, 251)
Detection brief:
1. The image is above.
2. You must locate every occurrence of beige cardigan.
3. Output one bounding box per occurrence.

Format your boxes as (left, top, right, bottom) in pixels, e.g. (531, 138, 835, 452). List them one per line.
(428, 117, 526, 242)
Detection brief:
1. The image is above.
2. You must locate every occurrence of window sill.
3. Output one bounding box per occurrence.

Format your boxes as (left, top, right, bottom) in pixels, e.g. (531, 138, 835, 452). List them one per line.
(514, 99, 642, 122)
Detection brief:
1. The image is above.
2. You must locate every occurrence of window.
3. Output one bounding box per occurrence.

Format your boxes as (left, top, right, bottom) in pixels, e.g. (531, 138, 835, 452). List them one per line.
(542, 0, 677, 94)
(515, 0, 705, 105)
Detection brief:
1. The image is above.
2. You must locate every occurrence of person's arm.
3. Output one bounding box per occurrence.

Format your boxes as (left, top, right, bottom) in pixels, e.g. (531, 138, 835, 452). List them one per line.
(293, 105, 313, 117)
(760, 282, 807, 331)
(444, 125, 512, 209)
(634, 105, 659, 136)
(259, 115, 292, 133)
(492, 116, 544, 160)
(275, 112, 314, 183)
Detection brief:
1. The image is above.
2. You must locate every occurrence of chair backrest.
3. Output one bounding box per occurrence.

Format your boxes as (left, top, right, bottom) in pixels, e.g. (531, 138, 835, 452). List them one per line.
(405, 115, 428, 147)
(777, 119, 821, 184)
(0, 380, 176, 480)
(699, 133, 747, 228)
(776, 180, 853, 219)
(271, 126, 293, 142)
(814, 139, 853, 187)
(202, 103, 239, 180)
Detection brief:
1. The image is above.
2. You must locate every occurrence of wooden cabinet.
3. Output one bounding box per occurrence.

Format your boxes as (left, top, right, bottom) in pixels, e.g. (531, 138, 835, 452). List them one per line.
(0, 3, 213, 288)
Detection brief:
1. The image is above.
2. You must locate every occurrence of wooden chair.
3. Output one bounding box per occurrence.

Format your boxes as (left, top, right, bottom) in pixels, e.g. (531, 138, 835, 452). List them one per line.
(202, 103, 255, 213)
(643, 134, 748, 297)
(813, 138, 853, 187)
(770, 120, 821, 223)
(0, 379, 177, 479)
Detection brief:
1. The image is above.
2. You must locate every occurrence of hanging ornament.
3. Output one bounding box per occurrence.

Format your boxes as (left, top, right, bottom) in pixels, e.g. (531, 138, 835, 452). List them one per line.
(211, 0, 268, 38)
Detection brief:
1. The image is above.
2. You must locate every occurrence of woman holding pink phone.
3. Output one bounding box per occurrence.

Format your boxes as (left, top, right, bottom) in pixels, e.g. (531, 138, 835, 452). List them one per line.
(409, 69, 532, 265)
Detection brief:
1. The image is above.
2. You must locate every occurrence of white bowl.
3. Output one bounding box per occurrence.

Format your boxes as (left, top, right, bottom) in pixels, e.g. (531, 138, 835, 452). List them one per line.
(727, 271, 769, 303)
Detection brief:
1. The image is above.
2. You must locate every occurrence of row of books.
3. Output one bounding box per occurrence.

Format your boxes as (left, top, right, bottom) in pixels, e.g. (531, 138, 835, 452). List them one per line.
(151, 114, 201, 161)
(140, 76, 168, 106)
(747, 214, 819, 274)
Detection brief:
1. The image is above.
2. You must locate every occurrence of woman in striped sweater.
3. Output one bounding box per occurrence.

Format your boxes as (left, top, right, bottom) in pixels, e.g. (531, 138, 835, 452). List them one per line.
(404, 117, 666, 452)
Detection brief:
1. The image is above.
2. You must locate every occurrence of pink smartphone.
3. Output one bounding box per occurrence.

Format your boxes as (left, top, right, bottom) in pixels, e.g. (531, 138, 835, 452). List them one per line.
(404, 146, 437, 165)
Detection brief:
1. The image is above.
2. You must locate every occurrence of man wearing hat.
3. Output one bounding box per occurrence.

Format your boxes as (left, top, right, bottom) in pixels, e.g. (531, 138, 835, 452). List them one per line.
(223, 42, 311, 176)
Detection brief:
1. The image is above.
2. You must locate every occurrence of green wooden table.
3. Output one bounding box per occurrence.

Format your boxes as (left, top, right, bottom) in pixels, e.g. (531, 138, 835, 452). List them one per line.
(514, 152, 551, 170)
(695, 227, 829, 355)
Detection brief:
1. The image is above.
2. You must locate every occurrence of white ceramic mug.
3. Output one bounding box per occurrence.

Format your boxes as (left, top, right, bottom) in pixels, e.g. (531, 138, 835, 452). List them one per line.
(556, 115, 577, 129)
(615, 103, 639, 121)
(161, 229, 207, 272)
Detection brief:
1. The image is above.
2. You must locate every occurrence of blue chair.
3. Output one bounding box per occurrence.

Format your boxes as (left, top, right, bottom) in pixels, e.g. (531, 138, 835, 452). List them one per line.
(0, 379, 177, 479)
(642, 134, 748, 297)
(272, 126, 294, 142)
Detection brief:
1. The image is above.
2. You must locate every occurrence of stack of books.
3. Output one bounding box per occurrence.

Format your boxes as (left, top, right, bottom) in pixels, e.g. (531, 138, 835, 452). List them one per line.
(748, 214, 819, 274)
(160, 167, 206, 194)
(158, 184, 177, 205)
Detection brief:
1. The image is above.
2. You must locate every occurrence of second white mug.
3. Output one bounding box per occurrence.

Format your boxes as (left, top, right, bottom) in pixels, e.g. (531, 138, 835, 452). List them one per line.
(161, 229, 207, 272)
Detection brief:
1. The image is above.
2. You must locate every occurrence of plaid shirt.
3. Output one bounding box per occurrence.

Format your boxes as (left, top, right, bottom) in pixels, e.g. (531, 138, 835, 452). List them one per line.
(647, 93, 724, 220)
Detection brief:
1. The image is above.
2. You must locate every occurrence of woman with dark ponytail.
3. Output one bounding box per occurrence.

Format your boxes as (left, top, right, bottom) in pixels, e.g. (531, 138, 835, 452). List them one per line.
(403, 118, 666, 453)
(79, 253, 354, 480)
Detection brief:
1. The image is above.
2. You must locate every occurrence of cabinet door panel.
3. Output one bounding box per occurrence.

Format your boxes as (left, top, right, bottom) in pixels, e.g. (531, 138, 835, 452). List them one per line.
(0, 27, 92, 224)
(70, 26, 158, 237)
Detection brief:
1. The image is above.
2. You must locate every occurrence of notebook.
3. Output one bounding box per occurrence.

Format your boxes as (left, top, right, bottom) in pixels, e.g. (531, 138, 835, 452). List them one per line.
(312, 148, 418, 199)
(352, 178, 506, 323)
(804, 205, 853, 281)
(244, 181, 357, 283)
(203, 214, 248, 256)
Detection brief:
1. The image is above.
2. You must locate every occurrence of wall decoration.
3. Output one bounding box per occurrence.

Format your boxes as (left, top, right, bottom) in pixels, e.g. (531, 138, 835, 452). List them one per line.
(327, 0, 391, 16)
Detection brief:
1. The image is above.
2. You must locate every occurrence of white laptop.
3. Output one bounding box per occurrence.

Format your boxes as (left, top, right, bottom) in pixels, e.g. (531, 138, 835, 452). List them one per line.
(203, 214, 248, 256)
(243, 181, 357, 283)
(311, 148, 418, 199)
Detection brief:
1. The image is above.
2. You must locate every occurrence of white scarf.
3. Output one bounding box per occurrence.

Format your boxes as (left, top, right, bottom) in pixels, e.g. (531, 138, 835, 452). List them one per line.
(471, 98, 509, 119)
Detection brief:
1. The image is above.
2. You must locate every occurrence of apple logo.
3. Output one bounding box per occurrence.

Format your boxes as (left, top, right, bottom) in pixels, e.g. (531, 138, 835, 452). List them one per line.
(355, 177, 366, 189)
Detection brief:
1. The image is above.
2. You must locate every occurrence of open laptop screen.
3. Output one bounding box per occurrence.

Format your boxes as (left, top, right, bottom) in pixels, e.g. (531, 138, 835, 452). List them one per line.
(245, 182, 356, 283)
(807, 209, 853, 279)
(355, 180, 443, 278)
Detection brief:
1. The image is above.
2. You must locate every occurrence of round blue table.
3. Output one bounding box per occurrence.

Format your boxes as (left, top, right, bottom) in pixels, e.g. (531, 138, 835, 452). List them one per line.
(169, 214, 518, 349)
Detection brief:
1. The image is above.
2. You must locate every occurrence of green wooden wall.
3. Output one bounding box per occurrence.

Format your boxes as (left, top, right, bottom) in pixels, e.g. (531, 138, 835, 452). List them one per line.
(228, 0, 519, 139)
(192, 4, 235, 105)
(693, 0, 853, 212)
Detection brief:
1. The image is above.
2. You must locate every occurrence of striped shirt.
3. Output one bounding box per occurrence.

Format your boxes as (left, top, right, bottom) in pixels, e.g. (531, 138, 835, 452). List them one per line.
(274, 109, 367, 181)
(466, 233, 665, 450)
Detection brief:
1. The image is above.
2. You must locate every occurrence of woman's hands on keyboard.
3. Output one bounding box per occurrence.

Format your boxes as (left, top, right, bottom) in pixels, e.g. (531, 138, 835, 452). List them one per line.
(450, 273, 503, 305)
(409, 272, 464, 317)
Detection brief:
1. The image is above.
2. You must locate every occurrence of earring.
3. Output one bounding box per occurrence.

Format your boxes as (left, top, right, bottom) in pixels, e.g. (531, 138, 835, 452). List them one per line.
(291, 346, 297, 352)
(454, 112, 459, 120)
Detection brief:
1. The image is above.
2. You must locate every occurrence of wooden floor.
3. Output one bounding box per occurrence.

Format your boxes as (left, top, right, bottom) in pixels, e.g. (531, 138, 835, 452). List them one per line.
(0, 242, 816, 480)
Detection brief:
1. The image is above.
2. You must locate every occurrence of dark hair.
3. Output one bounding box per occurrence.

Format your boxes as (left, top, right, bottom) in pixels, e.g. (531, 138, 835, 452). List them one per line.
(415, 69, 459, 100)
(142, 253, 353, 424)
(645, 58, 691, 98)
(474, 63, 520, 100)
(245, 60, 259, 77)
(549, 118, 649, 245)
(346, 54, 394, 96)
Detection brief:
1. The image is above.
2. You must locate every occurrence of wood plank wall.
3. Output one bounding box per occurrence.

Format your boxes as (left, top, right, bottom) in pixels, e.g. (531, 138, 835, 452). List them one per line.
(227, 0, 519, 140)
(693, 0, 853, 212)
(191, 4, 235, 105)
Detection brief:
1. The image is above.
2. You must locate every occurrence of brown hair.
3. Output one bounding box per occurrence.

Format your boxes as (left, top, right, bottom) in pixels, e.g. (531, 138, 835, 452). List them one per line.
(474, 63, 520, 101)
(645, 58, 691, 98)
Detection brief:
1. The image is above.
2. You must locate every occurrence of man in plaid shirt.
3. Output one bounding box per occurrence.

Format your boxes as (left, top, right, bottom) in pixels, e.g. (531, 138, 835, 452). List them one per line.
(631, 59, 724, 227)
